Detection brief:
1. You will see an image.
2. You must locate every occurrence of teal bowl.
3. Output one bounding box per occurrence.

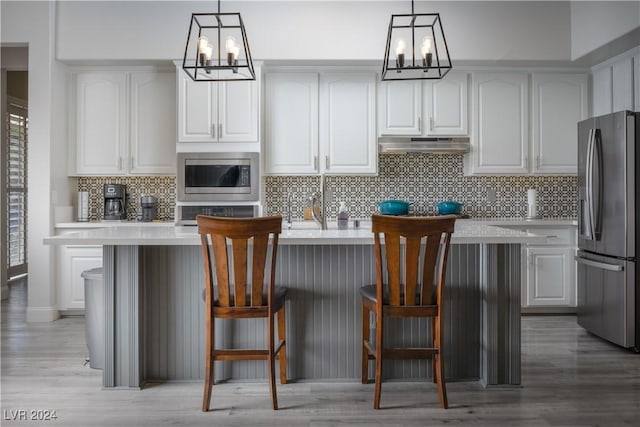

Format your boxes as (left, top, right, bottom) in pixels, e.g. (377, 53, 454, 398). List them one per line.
(437, 201, 463, 215)
(378, 200, 412, 216)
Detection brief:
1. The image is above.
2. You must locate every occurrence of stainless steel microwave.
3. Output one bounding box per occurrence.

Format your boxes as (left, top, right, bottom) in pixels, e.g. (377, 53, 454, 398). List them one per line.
(177, 152, 259, 202)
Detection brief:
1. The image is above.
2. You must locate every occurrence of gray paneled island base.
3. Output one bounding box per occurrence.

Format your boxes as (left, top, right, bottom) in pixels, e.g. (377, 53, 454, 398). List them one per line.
(44, 222, 545, 389)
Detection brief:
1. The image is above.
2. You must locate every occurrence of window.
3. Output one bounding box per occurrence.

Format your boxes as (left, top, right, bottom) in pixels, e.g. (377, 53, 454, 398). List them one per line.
(6, 100, 27, 278)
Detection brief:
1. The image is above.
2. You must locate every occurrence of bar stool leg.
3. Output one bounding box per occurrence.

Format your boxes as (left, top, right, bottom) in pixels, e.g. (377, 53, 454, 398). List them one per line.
(373, 312, 383, 409)
(202, 315, 215, 412)
(361, 304, 370, 384)
(277, 305, 287, 384)
(267, 312, 278, 410)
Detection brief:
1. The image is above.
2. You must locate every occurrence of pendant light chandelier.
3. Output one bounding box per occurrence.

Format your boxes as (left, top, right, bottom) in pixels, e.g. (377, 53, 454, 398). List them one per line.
(182, 0, 255, 82)
(381, 0, 452, 81)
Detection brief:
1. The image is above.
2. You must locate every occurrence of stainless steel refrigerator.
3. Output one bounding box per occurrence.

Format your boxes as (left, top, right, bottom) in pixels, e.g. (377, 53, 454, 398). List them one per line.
(576, 110, 639, 350)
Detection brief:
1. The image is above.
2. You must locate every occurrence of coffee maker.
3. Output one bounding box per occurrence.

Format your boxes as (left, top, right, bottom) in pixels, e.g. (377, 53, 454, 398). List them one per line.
(103, 184, 126, 220)
(140, 195, 157, 222)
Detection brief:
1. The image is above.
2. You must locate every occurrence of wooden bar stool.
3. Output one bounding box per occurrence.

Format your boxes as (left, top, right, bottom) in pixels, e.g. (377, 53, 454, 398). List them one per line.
(360, 214, 456, 409)
(197, 214, 288, 411)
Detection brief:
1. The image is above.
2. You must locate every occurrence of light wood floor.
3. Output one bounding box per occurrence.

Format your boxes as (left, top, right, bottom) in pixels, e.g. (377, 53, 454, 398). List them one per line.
(2, 279, 639, 426)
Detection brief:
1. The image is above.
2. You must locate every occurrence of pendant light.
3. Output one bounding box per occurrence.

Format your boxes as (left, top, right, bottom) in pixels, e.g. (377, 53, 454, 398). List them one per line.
(381, 0, 452, 81)
(182, 0, 255, 82)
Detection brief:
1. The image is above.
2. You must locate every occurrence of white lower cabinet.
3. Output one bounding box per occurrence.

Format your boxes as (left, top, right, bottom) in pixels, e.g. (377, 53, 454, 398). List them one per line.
(525, 246, 573, 307)
(501, 225, 577, 311)
(57, 245, 102, 312)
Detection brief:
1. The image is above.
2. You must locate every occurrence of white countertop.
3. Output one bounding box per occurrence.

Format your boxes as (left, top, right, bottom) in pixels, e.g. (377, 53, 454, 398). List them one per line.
(55, 221, 175, 229)
(45, 220, 549, 246)
(55, 217, 577, 229)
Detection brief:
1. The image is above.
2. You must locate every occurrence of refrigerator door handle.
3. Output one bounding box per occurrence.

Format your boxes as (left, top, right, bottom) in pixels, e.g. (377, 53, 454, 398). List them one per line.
(584, 128, 595, 240)
(574, 256, 624, 272)
(591, 128, 603, 240)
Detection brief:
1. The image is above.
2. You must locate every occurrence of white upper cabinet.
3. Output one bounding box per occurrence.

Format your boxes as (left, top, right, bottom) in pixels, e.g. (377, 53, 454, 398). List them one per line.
(320, 72, 377, 175)
(177, 67, 258, 143)
(264, 71, 376, 175)
(71, 69, 175, 176)
(129, 71, 176, 174)
(612, 57, 634, 112)
(377, 72, 468, 137)
(592, 66, 612, 116)
(378, 80, 422, 135)
(264, 73, 319, 174)
(73, 72, 128, 175)
(424, 72, 468, 136)
(532, 73, 588, 174)
(467, 72, 529, 174)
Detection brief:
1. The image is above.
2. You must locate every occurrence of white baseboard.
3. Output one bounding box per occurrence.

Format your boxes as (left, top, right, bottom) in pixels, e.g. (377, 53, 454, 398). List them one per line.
(26, 306, 60, 322)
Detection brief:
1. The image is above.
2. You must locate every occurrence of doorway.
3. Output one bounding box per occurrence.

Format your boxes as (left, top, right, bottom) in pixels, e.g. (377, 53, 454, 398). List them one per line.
(1, 47, 28, 299)
(6, 92, 28, 279)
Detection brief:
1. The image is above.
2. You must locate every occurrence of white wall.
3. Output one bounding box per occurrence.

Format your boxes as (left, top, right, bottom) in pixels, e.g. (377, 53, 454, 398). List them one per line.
(571, 1, 640, 60)
(56, 1, 572, 62)
(1, 0, 62, 321)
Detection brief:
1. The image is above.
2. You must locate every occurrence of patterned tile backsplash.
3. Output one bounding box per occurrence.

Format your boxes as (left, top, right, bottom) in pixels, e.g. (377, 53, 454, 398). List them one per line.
(77, 176, 176, 221)
(77, 155, 577, 222)
(264, 154, 577, 220)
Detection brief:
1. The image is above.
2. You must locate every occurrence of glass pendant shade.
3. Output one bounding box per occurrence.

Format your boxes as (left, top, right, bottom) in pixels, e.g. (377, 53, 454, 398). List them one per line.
(182, 4, 255, 82)
(381, 2, 452, 81)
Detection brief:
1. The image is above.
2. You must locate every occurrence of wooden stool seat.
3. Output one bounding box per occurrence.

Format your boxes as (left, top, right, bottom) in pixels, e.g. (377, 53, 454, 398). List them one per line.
(197, 214, 288, 412)
(361, 214, 456, 409)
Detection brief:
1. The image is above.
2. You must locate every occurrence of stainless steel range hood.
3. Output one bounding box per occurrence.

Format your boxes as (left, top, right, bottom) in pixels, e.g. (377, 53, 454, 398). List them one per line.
(378, 137, 470, 154)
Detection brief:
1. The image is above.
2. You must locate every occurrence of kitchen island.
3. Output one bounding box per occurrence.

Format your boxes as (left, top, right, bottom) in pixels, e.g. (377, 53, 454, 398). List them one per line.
(44, 221, 545, 389)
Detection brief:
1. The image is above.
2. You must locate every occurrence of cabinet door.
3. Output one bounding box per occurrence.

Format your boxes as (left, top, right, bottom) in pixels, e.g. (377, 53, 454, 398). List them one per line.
(218, 79, 259, 142)
(129, 71, 176, 174)
(264, 73, 319, 174)
(177, 70, 217, 142)
(321, 73, 377, 175)
(74, 72, 127, 175)
(612, 57, 634, 112)
(532, 73, 588, 174)
(378, 80, 422, 135)
(592, 66, 612, 116)
(635, 55, 640, 112)
(470, 73, 528, 174)
(57, 245, 102, 311)
(526, 246, 572, 307)
(424, 72, 468, 136)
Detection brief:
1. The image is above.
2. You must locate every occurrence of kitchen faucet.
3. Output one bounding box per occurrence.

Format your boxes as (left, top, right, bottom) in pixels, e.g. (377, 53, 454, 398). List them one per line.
(309, 175, 328, 230)
(286, 191, 292, 229)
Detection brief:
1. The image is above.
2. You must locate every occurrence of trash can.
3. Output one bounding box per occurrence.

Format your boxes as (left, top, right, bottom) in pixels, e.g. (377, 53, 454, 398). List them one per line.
(81, 267, 104, 370)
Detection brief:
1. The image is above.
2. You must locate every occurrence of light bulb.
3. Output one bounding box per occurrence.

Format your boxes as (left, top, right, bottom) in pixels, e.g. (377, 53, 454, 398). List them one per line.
(395, 39, 406, 56)
(421, 37, 432, 56)
(203, 43, 213, 60)
(226, 36, 238, 57)
(198, 36, 210, 53)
